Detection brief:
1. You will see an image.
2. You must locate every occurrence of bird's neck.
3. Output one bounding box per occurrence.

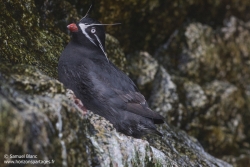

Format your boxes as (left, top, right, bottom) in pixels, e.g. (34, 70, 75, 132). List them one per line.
(68, 40, 107, 61)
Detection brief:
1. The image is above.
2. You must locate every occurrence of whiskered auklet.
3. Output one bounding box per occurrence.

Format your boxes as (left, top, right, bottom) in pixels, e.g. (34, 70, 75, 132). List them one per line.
(58, 11, 164, 138)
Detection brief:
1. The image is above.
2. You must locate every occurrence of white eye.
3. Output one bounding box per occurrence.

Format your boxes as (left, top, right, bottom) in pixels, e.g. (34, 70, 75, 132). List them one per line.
(91, 27, 96, 33)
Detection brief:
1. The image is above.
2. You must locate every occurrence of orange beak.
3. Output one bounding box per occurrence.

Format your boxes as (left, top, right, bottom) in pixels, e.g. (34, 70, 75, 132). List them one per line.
(67, 23, 78, 32)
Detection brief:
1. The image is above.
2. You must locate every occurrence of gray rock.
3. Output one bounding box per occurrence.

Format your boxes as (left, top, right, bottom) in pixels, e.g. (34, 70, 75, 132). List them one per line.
(127, 53, 185, 127)
(201, 81, 245, 152)
(183, 81, 208, 110)
(127, 51, 158, 88)
(178, 23, 221, 82)
(148, 66, 179, 121)
(153, 17, 250, 166)
(0, 64, 232, 167)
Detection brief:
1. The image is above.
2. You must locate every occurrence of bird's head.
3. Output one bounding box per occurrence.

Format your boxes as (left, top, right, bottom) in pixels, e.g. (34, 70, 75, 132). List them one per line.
(67, 16, 106, 56)
(67, 6, 120, 61)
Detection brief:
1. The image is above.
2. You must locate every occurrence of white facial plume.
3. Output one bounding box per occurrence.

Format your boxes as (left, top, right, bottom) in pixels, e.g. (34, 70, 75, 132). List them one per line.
(79, 23, 108, 61)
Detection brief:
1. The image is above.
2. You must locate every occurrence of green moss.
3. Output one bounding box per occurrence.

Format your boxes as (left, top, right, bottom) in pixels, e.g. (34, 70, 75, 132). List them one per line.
(105, 34, 127, 71)
(0, 0, 128, 78)
(1, 0, 69, 78)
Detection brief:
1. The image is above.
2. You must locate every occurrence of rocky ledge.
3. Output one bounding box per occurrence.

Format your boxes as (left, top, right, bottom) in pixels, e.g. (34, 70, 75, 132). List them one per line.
(0, 64, 231, 167)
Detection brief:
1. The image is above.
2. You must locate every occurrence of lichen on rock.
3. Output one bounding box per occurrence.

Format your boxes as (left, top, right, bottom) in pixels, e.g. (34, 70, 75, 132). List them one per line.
(0, 63, 232, 166)
(153, 16, 250, 166)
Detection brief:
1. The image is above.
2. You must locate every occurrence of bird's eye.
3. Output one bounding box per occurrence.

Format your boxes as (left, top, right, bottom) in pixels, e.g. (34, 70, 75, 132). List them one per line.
(91, 27, 96, 33)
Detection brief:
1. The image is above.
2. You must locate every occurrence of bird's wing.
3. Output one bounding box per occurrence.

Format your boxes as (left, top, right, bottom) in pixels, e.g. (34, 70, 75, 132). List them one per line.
(87, 59, 164, 123)
(112, 89, 164, 124)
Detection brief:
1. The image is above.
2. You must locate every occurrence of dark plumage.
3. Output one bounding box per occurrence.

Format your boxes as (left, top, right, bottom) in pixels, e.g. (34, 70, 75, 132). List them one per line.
(58, 15, 164, 138)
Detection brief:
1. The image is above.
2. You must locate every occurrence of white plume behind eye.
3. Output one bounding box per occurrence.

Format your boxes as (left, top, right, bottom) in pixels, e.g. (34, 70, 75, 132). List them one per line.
(79, 23, 96, 46)
(79, 22, 121, 62)
(94, 34, 109, 62)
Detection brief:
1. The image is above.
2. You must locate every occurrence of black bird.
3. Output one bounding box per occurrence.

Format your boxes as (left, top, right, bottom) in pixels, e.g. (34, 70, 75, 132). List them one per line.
(58, 13, 164, 138)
